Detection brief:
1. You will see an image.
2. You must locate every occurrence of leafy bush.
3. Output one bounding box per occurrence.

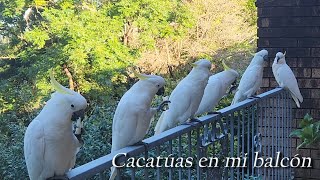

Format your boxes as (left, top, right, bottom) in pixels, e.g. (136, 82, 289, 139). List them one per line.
(290, 114, 320, 149)
(0, 0, 256, 178)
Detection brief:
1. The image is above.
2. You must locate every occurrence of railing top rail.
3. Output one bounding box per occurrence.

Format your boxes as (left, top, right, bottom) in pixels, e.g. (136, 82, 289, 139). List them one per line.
(67, 88, 286, 179)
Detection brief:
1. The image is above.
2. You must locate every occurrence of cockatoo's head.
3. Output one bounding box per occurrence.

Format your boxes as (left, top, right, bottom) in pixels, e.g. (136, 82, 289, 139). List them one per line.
(192, 59, 212, 71)
(222, 61, 239, 78)
(275, 52, 286, 64)
(251, 49, 268, 65)
(134, 71, 166, 96)
(49, 70, 87, 121)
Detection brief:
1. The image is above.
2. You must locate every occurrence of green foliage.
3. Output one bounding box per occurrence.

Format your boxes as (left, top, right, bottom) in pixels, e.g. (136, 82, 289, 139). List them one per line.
(0, 0, 195, 178)
(0, 0, 256, 179)
(290, 114, 320, 149)
(242, 0, 257, 26)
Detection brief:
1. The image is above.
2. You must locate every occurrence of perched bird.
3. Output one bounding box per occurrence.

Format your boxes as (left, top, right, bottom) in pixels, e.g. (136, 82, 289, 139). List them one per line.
(272, 52, 303, 107)
(154, 59, 211, 134)
(110, 71, 168, 180)
(195, 61, 239, 116)
(24, 70, 87, 180)
(231, 49, 268, 105)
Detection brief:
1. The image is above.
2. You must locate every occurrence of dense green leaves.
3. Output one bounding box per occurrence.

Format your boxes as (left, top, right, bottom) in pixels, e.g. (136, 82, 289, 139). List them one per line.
(0, 0, 195, 178)
(0, 0, 256, 178)
(290, 114, 320, 149)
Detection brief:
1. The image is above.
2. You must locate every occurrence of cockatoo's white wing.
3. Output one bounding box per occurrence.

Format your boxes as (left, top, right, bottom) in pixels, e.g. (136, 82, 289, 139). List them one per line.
(232, 66, 263, 104)
(24, 119, 45, 180)
(195, 78, 222, 116)
(240, 66, 263, 97)
(277, 65, 303, 107)
(112, 104, 140, 151)
(155, 86, 193, 134)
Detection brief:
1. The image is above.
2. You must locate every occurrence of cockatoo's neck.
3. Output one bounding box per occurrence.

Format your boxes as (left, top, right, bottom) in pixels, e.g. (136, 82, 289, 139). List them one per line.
(129, 82, 155, 106)
(188, 68, 209, 81)
(250, 56, 264, 67)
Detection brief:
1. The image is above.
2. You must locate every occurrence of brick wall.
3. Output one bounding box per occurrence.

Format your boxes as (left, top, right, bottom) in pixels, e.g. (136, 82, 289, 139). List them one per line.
(256, 0, 320, 179)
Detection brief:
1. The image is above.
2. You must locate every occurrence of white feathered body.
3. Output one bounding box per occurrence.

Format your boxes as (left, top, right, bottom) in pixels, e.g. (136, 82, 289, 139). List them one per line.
(24, 100, 81, 180)
(232, 50, 267, 105)
(196, 69, 238, 115)
(272, 53, 303, 107)
(111, 82, 157, 152)
(155, 62, 210, 134)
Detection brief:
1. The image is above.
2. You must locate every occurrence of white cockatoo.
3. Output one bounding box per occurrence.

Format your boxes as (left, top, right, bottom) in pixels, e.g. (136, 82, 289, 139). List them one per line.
(154, 59, 211, 134)
(24, 70, 87, 180)
(231, 49, 268, 105)
(272, 52, 303, 107)
(110, 71, 168, 180)
(195, 61, 239, 116)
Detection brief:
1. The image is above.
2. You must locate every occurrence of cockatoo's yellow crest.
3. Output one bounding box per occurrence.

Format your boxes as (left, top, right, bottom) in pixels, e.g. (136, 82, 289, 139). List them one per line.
(49, 69, 73, 95)
(222, 61, 230, 71)
(133, 70, 149, 80)
(191, 63, 197, 67)
(284, 51, 286, 56)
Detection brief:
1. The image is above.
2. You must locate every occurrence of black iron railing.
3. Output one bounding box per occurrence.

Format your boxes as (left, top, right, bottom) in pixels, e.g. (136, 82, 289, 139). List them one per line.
(67, 88, 293, 180)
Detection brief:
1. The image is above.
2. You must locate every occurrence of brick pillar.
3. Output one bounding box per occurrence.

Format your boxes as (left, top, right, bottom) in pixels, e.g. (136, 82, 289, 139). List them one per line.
(256, 0, 320, 179)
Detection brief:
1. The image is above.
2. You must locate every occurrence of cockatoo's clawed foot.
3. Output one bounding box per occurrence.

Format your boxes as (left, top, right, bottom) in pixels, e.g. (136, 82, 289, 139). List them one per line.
(157, 100, 171, 112)
(47, 175, 69, 180)
(207, 111, 222, 115)
(132, 141, 149, 152)
(190, 118, 203, 125)
(248, 95, 261, 99)
(228, 84, 238, 94)
(182, 121, 197, 127)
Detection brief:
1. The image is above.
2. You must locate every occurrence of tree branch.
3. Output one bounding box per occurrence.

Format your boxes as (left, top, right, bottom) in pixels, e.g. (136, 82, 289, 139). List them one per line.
(63, 64, 74, 90)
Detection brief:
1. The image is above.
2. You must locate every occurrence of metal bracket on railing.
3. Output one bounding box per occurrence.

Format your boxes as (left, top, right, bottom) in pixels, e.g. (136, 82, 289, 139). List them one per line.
(201, 124, 212, 147)
(253, 133, 262, 153)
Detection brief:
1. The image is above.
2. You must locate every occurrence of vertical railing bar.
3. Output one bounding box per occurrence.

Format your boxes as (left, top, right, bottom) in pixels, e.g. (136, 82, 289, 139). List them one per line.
(116, 168, 121, 180)
(168, 140, 173, 179)
(237, 110, 240, 180)
(130, 168, 135, 180)
(289, 92, 293, 179)
(156, 146, 160, 180)
(264, 98, 267, 179)
(286, 92, 292, 179)
(196, 128, 201, 180)
(230, 113, 234, 180)
(257, 99, 262, 177)
(99, 171, 104, 180)
(285, 91, 288, 178)
(178, 135, 182, 180)
(282, 92, 285, 179)
(188, 131, 192, 180)
(242, 108, 245, 180)
(251, 105, 255, 177)
(271, 96, 274, 180)
(144, 149, 149, 179)
(247, 107, 250, 178)
(276, 94, 279, 180)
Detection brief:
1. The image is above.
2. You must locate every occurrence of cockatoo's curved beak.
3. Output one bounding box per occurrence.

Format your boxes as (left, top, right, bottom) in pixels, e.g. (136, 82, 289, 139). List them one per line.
(263, 54, 268, 61)
(156, 87, 165, 95)
(71, 109, 85, 121)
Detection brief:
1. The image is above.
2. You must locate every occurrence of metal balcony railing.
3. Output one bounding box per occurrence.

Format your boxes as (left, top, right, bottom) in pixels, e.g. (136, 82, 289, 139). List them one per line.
(67, 88, 293, 180)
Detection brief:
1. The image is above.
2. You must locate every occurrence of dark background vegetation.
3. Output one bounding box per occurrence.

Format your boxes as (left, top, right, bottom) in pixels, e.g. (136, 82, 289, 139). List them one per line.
(0, 0, 256, 178)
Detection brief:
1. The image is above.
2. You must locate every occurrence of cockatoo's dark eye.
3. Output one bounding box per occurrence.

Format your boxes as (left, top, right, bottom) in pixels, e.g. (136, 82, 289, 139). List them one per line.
(71, 104, 75, 108)
(157, 84, 160, 87)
